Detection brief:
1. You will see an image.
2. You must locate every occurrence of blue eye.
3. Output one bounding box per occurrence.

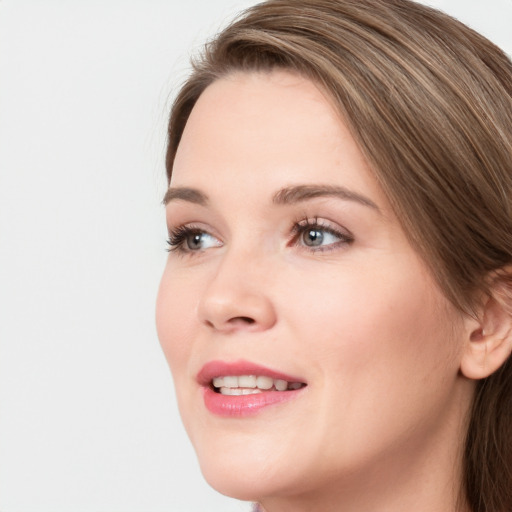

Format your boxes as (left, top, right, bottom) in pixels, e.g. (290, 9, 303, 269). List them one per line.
(293, 218, 353, 251)
(167, 219, 353, 254)
(301, 228, 341, 247)
(167, 226, 222, 253)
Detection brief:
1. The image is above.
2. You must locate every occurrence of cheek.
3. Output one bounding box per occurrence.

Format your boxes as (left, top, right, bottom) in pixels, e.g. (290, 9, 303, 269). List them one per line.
(282, 256, 462, 423)
(156, 266, 198, 378)
(292, 254, 456, 354)
(272, 260, 464, 477)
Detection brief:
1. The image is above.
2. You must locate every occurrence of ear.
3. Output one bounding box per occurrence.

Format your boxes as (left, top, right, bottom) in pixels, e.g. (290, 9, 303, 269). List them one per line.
(460, 271, 512, 380)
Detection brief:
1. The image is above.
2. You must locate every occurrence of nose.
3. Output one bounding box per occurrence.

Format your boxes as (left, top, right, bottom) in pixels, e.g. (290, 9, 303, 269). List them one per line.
(197, 250, 277, 333)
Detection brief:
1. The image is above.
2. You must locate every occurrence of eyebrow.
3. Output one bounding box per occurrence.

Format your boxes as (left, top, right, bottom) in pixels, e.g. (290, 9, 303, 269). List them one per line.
(272, 184, 380, 211)
(163, 187, 209, 206)
(163, 184, 379, 211)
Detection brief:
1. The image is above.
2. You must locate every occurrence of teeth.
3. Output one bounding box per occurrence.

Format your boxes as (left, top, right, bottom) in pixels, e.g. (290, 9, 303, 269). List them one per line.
(256, 375, 273, 390)
(223, 376, 238, 388)
(239, 375, 257, 387)
(212, 377, 224, 388)
(212, 375, 305, 393)
(242, 388, 261, 395)
(220, 387, 262, 396)
(275, 379, 288, 391)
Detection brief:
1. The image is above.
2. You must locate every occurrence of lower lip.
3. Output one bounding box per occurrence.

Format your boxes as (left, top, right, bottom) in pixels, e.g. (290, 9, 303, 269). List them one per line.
(202, 386, 305, 417)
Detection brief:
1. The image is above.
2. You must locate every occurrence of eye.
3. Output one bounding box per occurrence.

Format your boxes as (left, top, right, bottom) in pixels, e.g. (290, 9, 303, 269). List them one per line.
(292, 218, 353, 251)
(166, 226, 222, 254)
(300, 227, 340, 247)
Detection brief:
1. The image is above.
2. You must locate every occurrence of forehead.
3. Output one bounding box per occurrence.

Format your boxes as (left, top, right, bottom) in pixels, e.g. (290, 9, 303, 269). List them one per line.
(171, 70, 384, 207)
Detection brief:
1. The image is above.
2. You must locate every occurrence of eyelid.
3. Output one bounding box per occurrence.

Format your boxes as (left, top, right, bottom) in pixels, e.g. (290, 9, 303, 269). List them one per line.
(166, 217, 354, 255)
(289, 216, 354, 251)
(166, 223, 223, 254)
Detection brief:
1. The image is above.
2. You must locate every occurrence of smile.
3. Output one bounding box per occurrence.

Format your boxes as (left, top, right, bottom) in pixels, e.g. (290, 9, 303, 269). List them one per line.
(198, 361, 307, 417)
(212, 375, 305, 395)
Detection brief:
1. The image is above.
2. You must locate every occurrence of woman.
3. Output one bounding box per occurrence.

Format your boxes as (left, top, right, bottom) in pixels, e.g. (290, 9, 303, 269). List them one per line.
(156, 0, 512, 510)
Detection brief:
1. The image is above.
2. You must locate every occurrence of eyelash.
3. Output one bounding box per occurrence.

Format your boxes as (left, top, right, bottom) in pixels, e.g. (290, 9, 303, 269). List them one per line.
(166, 218, 354, 254)
(290, 216, 354, 252)
(166, 224, 206, 253)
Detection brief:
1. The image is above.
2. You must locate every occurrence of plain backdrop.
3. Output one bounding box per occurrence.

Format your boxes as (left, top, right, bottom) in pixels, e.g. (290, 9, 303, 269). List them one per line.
(0, 1, 511, 511)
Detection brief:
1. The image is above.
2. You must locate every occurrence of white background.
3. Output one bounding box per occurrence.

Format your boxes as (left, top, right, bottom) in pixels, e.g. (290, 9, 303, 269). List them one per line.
(0, 1, 511, 511)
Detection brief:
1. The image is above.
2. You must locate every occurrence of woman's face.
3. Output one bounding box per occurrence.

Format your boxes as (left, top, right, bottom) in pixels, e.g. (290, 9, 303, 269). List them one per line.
(156, 71, 473, 506)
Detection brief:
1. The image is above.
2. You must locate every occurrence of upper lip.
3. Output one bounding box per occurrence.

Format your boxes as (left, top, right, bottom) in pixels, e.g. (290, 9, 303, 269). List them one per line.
(197, 359, 306, 386)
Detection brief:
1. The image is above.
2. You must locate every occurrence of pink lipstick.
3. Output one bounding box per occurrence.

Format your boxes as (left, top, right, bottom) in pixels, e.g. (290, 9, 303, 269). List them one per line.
(198, 360, 307, 417)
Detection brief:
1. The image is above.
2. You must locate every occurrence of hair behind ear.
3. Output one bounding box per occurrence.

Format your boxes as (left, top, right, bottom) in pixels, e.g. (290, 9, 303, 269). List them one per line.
(463, 269, 512, 512)
(492, 270, 512, 318)
(464, 357, 512, 512)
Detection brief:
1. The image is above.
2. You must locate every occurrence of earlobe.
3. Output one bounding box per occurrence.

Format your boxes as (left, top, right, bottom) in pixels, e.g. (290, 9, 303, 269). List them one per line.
(461, 275, 512, 380)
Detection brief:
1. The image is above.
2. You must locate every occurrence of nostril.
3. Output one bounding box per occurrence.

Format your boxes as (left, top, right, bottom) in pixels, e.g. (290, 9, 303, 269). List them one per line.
(203, 316, 256, 330)
(199, 286, 277, 332)
(231, 316, 256, 325)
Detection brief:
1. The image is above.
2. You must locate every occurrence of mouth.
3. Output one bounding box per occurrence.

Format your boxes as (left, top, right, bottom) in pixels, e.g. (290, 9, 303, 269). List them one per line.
(211, 375, 305, 395)
(198, 360, 308, 416)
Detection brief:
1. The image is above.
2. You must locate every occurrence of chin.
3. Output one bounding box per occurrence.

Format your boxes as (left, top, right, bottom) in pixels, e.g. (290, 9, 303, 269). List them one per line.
(201, 465, 266, 502)
(190, 428, 309, 502)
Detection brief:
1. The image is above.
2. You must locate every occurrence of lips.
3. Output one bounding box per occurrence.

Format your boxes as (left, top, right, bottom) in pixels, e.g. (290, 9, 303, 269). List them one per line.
(197, 360, 307, 417)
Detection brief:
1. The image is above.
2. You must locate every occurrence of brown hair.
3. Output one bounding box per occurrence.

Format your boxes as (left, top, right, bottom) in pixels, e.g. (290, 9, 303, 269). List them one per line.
(165, 1, 512, 510)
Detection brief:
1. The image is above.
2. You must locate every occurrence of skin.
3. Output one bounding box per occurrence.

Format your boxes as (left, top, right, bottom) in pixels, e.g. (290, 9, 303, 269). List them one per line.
(156, 70, 477, 512)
